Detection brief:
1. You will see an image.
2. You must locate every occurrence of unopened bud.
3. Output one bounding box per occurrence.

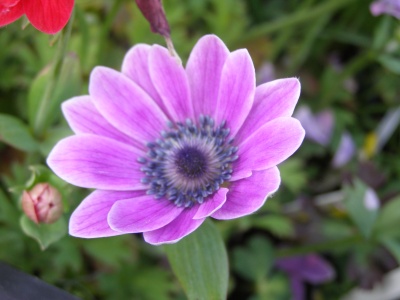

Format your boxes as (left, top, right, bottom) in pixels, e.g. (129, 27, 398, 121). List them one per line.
(135, 0, 170, 37)
(22, 183, 63, 224)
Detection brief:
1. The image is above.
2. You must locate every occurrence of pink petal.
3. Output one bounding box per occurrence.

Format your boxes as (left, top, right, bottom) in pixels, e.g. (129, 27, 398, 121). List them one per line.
(24, 0, 74, 34)
(89, 66, 169, 143)
(47, 134, 147, 191)
(0, 0, 24, 27)
(193, 188, 228, 219)
(121, 44, 168, 114)
(232, 117, 305, 179)
(212, 167, 280, 219)
(149, 45, 193, 122)
(186, 35, 230, 117)
(143, 207, 205, 245)
(215, 49, 255, 137)
(235, 78, 301, 143)
(108, 196, 183, 233)
(62, 96, 144, 150)
(69, 190, 144, 238)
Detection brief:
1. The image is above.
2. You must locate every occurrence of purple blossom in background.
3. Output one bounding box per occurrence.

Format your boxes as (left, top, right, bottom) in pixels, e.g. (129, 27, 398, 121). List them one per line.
(364, 187, 380, 211)
(370, 0, 400, 19)
(332, 131, 356, 168)
(276, 254, 335, 300)
(47, 35, 305, 245)
(294, 106, 334, 146)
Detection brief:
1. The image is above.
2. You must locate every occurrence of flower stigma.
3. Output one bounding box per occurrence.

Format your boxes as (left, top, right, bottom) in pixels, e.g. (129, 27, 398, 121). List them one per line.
(138, 116, 238, 208)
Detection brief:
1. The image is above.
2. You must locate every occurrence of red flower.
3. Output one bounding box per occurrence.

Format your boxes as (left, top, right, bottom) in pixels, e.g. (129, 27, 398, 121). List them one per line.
(0, 0, 74, 34)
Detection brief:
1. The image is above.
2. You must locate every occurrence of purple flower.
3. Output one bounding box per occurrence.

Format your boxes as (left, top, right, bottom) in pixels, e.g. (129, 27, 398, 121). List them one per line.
(332, 131, 356, 168)
(370, 0, 400, 19)
(47, 35, 304, 245)
(294, 106, 334, 146)
(364, 187, 380, 211)
(276, 254, 335, 300)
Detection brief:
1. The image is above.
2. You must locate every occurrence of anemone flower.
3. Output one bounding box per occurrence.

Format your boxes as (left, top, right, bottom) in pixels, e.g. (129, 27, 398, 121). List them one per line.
(370, 0, 400, 19)
(47, 35, 305, 245)
(276, 254, 335, 300)
(0, 0, 74, 34)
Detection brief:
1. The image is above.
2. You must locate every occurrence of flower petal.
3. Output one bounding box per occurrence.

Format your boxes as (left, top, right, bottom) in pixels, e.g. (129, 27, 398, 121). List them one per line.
(121, 44, 168, 114)
(108, 196, 184, 233)
(186, 35, 230, 117)
(143, 208, 205, 245)
(332, 131, 355, 168)
(290, 277, 305, 300)
(193, 188, 228, 219)
(235, 78, 301, 143)
(0, 0, 24, 27)
(24, 0, 74, 34)
(62, 96, 144, 149)
(149, 45, 193, 121)
(47, 134, 147, 190)
(69, 190, 144, 238)
(89, 66, 169, 143)
(299, 256, 335, 284)
(212, 167, 280, 220)
(232, 117, 305, 179)
(215, 49, 255, 137)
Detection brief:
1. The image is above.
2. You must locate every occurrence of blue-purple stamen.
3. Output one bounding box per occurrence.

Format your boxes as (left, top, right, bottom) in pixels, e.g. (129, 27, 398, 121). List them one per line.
(138, 116, 238, 208)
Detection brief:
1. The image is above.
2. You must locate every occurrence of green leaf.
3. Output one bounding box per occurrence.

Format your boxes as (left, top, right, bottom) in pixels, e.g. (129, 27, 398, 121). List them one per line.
(164, 220, 228, 300)
(27, 66, 50, 129)
(233, 235, 274, 281)
(377, 54, 400, 75)
(374, 195, 400, 238)
(252, 215, 294, 238)
(0, 187, 19, 227)
(0, 113, 38, 152)
(20, 215, 67, 250)
(372, 16, 392, 51)
(279, 159, 306, 193)
(344, 179, 378, 238)
(28, 52, 82, 136)
(39, 126, 73, 156)
(380, 238, 400, 264)
(81, 235, 135, 267)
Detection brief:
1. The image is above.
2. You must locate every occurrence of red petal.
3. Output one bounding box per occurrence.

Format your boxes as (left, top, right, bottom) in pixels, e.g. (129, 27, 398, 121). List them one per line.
(24, 0, 74, 34)
(0, 0, 24, 27)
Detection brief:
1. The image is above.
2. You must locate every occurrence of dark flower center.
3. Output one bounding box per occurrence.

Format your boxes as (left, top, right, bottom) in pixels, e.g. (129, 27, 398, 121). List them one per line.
(138, 116, 238, 208)
(175, 147, 207, 178)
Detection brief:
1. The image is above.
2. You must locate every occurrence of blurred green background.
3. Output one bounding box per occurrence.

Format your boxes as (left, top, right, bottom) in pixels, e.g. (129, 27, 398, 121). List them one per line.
(1, 0, 400, 299)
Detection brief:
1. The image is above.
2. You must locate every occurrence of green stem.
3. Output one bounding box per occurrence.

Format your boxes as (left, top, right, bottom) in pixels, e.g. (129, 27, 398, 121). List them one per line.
(339, 51, 374, 79)
(96, 0, 123, 63)
(275, 235, 365, 258)
(240, 0, 357, 42)
(33, 9, 75, 138)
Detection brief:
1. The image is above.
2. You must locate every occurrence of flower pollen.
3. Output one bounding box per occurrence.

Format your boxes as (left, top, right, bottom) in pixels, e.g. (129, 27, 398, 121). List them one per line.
(175, 146, 207, 178)
(138, 116, 238, 208)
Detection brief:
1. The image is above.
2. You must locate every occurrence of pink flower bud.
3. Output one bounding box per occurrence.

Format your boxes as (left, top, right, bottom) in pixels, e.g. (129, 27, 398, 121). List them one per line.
(22, 183, 63, 224)
(135, 0, 170, 37)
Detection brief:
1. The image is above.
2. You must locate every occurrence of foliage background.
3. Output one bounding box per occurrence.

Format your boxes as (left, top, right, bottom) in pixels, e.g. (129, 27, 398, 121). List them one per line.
(1, 0, 400, 299)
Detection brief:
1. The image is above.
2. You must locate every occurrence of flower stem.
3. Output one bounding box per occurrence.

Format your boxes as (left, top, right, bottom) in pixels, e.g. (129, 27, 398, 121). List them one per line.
(165, 36, 182, 65)
(33, 9, 75, 138)
(240, 0, 357, 43)
(96, 0, 124, 64)
(275, 234, 365, 258)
